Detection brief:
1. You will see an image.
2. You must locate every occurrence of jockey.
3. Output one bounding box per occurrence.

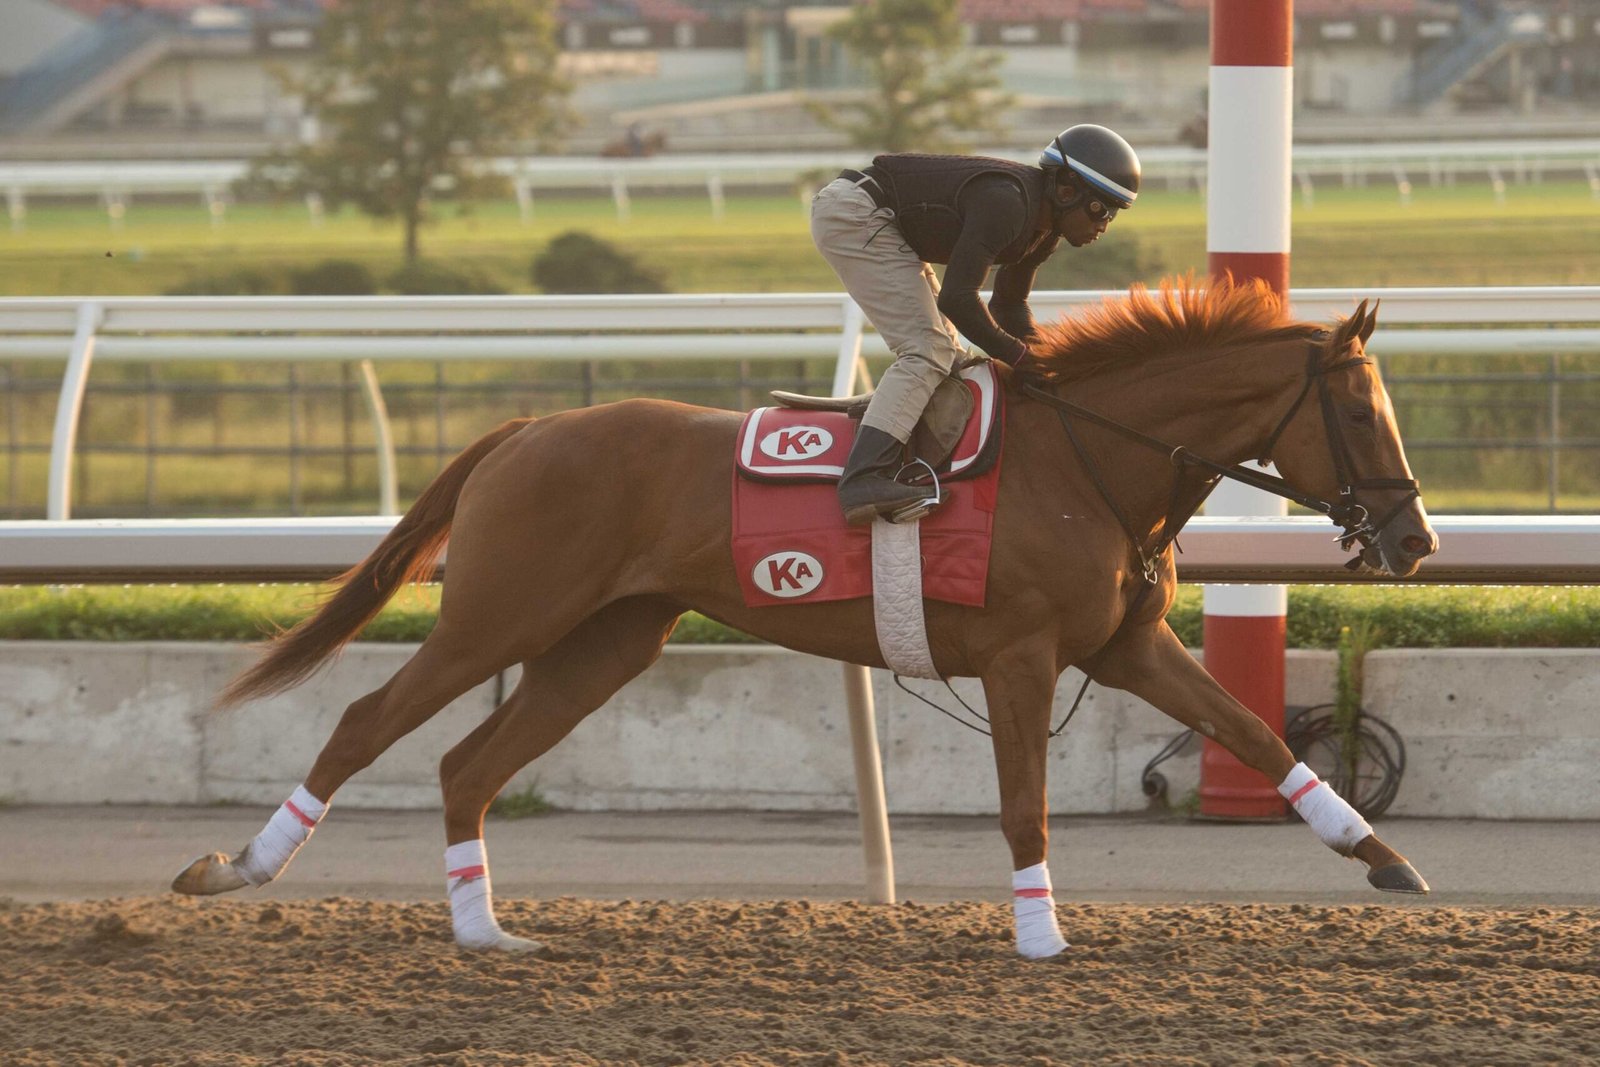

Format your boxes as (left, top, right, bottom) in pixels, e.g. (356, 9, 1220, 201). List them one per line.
(811, 124, 1141, 525)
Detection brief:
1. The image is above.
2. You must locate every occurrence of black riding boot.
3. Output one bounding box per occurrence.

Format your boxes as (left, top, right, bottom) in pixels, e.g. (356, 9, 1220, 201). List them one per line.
(836, 425, 937, 526)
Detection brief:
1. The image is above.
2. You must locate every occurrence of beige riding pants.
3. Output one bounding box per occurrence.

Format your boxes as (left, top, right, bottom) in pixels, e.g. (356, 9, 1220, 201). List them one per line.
(810, 177, 968, 443)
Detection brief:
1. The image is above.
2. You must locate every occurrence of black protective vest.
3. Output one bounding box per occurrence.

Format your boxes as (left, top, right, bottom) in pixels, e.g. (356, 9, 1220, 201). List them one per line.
(867, 154, 1048, 265)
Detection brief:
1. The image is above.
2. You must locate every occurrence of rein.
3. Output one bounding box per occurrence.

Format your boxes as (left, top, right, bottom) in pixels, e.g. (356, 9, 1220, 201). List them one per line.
(1020, 340, 1421, 578)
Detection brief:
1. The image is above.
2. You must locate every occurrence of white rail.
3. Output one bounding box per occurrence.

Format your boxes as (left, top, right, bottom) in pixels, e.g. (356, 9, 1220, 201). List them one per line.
(5, 138, 1598, 225)
(4, 287, 1599, 521)
(3, 515, 1597, 585)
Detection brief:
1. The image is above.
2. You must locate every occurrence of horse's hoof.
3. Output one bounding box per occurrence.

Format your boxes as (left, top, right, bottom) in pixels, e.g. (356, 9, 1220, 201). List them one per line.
(1017, 933, 1069, 960)
(456, 931, 544, 954)
(1367, 860, 1430, 895)
(171, 852, 250, 896)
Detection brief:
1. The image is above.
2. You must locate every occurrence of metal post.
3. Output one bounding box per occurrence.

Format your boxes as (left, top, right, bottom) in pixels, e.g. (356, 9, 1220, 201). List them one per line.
(145, 363, 158, 515)
(204, 185, 226, 228)
(47, 302, 104, 520)
(1549, 353, 1561, 511)
(514, 177, 534, 224)
(357, 359, 400, 516)
(830, 294, 894, 902)
(288, 364, 302, 515)
(1394, 165, 1412, 206)
(707, 174, 725, 221)
(831, 298, 867, 397)
(610, 175, 631, 223)
(843, 663, 895, 903)
(1201, 0, 1293, 820)
(1295, 169, 1314, 208)
(5, 361, 18, 517)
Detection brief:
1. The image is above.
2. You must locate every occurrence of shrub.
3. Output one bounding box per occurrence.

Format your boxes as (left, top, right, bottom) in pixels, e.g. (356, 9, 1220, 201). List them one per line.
(531, 230, 670, 294)
(385, 260, 506, 295)
(289, 259, 376, 295)
(164, 266, 287, 296)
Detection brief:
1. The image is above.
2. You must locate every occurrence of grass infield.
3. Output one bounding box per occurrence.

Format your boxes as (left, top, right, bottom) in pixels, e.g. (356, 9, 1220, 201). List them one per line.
(4, 178, 1596, 295)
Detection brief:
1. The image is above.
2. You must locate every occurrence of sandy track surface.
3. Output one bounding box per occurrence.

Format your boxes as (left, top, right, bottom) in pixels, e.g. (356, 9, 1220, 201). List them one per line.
(4, 896, 1598, 1066)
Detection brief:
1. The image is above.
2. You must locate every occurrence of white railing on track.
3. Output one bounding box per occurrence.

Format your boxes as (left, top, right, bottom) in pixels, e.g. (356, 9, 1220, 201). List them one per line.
(3, 514, 1598, 586)
(5, 286, 1599, 521)
(5, 138, 1598, 225)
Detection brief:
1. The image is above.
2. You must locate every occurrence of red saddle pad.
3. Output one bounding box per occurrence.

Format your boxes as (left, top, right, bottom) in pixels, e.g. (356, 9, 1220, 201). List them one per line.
(730, 368, 1004, 609)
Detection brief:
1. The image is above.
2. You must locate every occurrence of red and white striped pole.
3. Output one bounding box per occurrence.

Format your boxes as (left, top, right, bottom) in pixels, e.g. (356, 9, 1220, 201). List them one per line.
(1199, 0, 1293, 819)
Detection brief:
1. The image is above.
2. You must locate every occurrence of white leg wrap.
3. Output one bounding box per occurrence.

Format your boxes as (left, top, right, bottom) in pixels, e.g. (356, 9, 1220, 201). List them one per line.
(1012, 861, 1068, 959)
(1278, 762, 1373, 856)
(445, 839, 541, 953)
(234, 784, 326, 887)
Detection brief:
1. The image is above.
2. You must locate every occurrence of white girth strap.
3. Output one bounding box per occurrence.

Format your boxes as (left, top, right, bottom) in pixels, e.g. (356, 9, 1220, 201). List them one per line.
(870, 516, 939, 679)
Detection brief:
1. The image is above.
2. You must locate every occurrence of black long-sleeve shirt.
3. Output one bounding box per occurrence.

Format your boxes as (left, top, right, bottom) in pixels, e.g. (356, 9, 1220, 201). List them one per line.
(867, 155, 1061, 364)
(940, 175, 1060, 362)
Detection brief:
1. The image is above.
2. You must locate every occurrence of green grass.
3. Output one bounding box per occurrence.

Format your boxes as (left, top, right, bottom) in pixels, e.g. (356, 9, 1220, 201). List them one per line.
(1, 583, 1596, 648)
(5, 179, 1596, 296)
(487, 783, 554, 819)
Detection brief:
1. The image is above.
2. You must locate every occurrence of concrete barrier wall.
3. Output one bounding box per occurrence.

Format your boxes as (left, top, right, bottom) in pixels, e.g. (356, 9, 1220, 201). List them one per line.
(1, 642, 1594, 819)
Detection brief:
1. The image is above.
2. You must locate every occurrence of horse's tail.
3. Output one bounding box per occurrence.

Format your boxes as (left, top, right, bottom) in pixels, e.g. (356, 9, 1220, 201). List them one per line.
(216, 418, 533, 708)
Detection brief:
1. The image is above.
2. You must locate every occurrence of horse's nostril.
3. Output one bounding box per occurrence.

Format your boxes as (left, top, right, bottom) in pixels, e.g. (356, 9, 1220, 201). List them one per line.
(1401, 534, 1432, 556)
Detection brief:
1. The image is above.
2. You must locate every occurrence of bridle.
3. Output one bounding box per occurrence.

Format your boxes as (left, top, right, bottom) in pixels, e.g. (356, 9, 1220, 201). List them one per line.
(1020, 335, 1422, 585)
(905, 335, 1424, 745)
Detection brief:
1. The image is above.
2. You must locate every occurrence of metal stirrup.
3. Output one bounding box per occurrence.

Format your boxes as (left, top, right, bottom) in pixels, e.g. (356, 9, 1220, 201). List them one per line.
(887, 460, 942, 523)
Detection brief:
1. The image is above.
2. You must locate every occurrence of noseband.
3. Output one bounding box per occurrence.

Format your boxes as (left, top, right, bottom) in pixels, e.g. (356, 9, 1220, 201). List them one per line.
(1021, 337, 1422, 583)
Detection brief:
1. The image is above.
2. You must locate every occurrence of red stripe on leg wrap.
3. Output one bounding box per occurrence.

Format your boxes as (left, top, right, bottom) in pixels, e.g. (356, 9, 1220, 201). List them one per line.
(284, 800, 317, 828)
(448, 865, 486, 882)
(1287, 779, 1321, 806)
(1013, 888, 1051, 899)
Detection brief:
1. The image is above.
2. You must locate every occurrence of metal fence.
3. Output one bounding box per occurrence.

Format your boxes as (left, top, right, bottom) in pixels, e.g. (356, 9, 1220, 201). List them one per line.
(2, 288, 1597, 520)
(1, 357, 835, 518)
(3, 355, 1599, 519)
(4, 138, 1599, 227)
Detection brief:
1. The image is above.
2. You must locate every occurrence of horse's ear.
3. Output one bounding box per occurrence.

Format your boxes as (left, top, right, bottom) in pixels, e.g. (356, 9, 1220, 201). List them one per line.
(1334, 299, 1369, 348)
(1358, 299, 1380, 345)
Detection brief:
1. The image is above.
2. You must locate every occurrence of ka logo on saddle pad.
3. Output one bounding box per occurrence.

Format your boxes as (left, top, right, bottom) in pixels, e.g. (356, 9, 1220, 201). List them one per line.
(759, 425, 833, 462)
(753, 550, 825, 598)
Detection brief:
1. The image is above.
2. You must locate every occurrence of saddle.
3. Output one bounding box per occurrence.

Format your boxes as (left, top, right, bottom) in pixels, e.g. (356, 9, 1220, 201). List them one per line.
(770, 358, 986, 476)
(743, 359, 1002, 486)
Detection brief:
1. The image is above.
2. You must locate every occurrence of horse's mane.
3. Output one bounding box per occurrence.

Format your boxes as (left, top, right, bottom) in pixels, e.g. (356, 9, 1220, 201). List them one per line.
(1022, 275, 1317, 385)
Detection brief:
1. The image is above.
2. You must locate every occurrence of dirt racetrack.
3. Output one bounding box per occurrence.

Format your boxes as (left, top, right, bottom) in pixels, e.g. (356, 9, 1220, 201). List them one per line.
(4, 895, 1598, 1066)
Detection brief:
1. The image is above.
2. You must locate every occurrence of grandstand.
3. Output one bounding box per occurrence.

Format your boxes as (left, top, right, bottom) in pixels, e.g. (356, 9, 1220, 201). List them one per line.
(0, 0, 1595, 156)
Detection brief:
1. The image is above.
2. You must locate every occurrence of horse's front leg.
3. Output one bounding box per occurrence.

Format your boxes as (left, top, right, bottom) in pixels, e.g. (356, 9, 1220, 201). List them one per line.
(981, 641, 1070, 959)
(1090, 619, 1428, 895)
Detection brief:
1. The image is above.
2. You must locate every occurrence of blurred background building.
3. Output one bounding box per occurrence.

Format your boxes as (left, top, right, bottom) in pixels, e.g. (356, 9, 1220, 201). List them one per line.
(0, 0, 1596, 157)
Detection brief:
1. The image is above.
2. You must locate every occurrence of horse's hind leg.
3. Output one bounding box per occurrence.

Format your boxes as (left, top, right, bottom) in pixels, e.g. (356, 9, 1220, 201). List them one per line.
(1090, 619, 1428, 894)
(171, 621, 532, 897)
(433, 596, 682, 951)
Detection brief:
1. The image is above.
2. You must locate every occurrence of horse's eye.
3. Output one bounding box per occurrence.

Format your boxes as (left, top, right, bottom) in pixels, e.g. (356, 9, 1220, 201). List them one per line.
(1348, 408, 1374, 425)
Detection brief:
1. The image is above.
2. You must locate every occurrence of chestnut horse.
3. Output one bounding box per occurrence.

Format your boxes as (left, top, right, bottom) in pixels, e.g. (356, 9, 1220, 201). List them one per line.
(173, 280, 1437, 958)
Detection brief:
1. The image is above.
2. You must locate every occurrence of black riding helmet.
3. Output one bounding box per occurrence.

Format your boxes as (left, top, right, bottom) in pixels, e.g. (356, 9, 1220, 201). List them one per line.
(1039, 124, 1141, 210)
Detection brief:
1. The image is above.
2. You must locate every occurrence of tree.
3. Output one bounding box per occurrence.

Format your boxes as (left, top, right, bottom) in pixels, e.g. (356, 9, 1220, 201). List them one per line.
(810, 0, 1012, 154)
(259, 0, 569, 263)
